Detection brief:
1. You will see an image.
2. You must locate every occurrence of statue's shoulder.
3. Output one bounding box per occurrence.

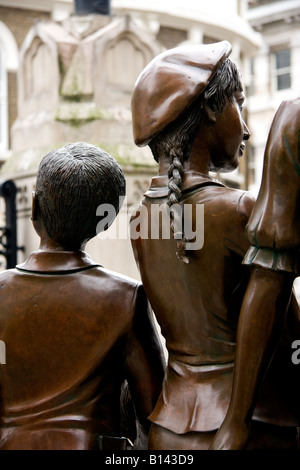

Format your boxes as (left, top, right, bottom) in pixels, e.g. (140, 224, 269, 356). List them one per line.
(0, 268, 21, 283)
(203, 186, 256, 220)
(237, 189, 256, 220)
(95, 266, 141, 292)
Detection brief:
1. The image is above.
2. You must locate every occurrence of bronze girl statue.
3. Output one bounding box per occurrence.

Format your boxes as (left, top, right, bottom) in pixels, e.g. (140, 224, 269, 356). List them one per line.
(130, 42, 299, 450)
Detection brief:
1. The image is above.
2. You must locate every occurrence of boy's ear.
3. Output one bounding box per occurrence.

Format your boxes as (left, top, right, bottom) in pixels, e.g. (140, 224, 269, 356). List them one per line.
(31, 191, 39, 221)
(204, 103, 216, 123)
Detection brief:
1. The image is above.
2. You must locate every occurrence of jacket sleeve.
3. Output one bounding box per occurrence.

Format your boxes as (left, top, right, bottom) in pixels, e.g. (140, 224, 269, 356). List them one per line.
(243, 98, 300, 275)
(123, 283, 166, 438)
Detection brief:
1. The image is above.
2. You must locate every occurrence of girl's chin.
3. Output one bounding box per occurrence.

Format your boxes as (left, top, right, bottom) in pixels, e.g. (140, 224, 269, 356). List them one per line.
(210, 159, 239, 174)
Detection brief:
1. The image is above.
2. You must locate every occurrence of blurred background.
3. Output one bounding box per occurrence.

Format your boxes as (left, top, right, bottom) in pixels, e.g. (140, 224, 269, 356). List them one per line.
(0, 0, 299, 299)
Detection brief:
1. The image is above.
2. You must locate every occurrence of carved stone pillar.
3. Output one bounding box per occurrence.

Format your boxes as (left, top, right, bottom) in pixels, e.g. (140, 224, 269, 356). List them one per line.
(0, 13, 162, 276)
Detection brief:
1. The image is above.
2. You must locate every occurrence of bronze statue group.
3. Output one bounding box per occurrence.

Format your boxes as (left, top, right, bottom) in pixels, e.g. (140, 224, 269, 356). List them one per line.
(0, 41, 299, 450)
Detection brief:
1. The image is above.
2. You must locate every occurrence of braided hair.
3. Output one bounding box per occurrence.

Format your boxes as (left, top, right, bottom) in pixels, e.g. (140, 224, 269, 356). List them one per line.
(149, 58, 243, 263)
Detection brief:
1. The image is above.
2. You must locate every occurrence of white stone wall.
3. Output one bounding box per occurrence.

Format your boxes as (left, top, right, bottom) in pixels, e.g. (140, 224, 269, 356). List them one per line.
(246, 1, 300, 194)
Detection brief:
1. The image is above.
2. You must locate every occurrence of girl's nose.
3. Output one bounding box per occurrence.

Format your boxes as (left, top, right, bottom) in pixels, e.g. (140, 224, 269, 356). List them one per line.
(243, 122, 250, 141)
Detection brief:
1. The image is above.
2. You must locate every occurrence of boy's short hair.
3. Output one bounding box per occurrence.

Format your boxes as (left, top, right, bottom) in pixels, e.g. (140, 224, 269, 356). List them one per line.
(36, 142, 125, 249)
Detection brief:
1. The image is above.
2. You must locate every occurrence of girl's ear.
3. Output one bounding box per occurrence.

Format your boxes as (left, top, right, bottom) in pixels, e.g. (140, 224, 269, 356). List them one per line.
(204, 103, 216, 123)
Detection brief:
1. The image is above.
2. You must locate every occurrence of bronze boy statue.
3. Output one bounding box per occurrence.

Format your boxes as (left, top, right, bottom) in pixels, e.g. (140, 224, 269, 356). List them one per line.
(130, 42, 299, 449)
(0, 142, 165, 450)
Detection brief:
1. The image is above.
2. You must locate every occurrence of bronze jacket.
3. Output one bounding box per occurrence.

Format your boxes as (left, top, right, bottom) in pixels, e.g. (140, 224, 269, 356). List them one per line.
(0, 250, 164, 449)
(131, 171, 299, 433)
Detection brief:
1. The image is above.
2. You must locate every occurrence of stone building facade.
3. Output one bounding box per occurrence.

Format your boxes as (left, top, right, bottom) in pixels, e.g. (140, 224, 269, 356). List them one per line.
(246, 0, 300, 194)
(1, 0, 289, 280)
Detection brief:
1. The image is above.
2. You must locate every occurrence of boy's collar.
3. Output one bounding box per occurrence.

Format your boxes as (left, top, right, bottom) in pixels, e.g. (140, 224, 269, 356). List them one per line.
(16, 250, 101, 274)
